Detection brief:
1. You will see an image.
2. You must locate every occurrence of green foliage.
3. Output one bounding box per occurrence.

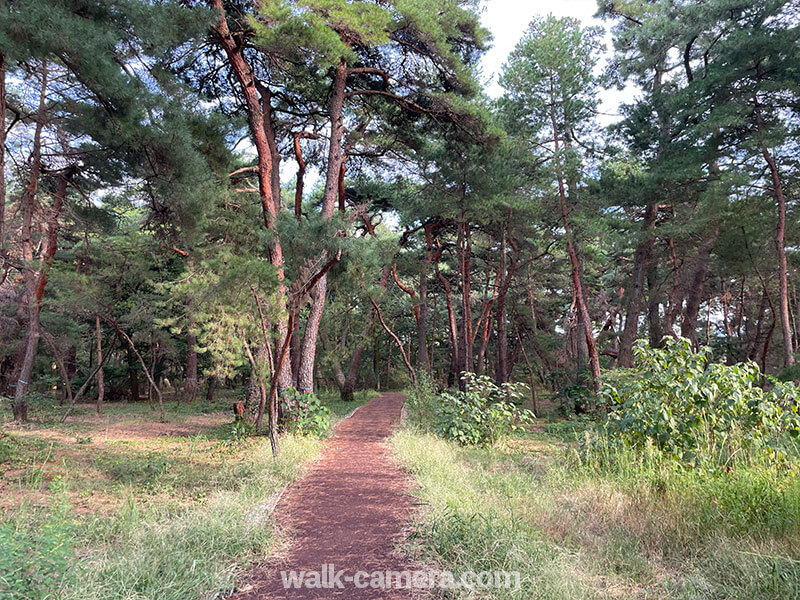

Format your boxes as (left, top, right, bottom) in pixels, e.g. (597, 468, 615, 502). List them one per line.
(436, 373, 534, 446)
(280, 388, 331, 437)
(0, 479, 77, 600)
(393, 425, 800, 600)
(0, 430, 19, 463)
(596, 338, 800, 466)
(554, 377, 594, 416)
(228, 419, 255, 443)
(405, 371, 439, 429)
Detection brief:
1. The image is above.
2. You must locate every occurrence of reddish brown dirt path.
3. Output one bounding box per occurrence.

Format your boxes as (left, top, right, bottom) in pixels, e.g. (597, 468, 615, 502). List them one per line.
(234, 392, 417, 599)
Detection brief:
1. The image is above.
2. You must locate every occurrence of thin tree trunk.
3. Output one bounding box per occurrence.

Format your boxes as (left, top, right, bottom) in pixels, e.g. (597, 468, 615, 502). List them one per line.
(417, 267, 431, 373)
(459, 215, 474, 377)
(496, 223, 509, 382)
(115, 326, 164, 421)
(95, 315, 104, 415)
(436, 265, 459, 386)
(762, 143, 795, 367)
(548, 76, 601, 391)
(60, 332, 119, 423)
(370, 296, 416, 385)
(41, 331, 72, 406)
(183, 330, 198, 402)
(127, 345, 139, 402)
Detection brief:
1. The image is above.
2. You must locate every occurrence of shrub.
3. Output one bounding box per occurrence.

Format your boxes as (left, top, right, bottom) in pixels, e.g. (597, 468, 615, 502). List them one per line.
(279, 388, 330, 437)
(595, 338, 800, 466)
(436, 373, 534, 446)
(405, 372, 439, 429)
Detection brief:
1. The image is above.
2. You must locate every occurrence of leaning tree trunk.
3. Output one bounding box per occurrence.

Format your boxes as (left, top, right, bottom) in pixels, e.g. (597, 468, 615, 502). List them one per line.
(210, 0, 292, 392)
(297, 277, 326, 393)
(12, 62, 48, 422)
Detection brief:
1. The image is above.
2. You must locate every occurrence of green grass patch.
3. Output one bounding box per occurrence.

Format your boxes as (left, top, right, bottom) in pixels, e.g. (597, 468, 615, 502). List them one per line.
(0, 388, 380, 600)
(391, 426, 800, 599)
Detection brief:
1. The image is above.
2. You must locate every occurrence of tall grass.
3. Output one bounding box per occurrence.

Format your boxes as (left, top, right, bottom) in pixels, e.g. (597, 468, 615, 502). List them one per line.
(62, 435, 321, 600)
(392, 427, 800, 599)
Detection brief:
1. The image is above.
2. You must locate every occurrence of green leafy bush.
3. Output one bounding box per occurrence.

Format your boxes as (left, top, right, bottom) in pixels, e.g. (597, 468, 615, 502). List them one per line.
(405, 372, 439, 429)
(0, 479, 77, 600)
(436, 373, 534, 446)
(596, 338, 800, 465)
(280, 388, 330, 437)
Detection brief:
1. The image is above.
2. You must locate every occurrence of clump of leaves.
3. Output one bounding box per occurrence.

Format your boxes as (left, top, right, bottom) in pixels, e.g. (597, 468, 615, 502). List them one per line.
(280, 388, 330, 437)
(436, 373, 534, 446)
(595, 338, 800, 466)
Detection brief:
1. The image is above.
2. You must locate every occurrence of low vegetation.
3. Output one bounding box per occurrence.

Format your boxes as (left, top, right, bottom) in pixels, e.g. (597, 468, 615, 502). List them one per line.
(395, 342, 800, 599)
(0, 390, 375, 600)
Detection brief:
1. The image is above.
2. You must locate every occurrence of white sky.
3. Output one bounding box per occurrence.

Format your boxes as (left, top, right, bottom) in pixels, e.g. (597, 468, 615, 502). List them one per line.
(479, 0, 633, 122)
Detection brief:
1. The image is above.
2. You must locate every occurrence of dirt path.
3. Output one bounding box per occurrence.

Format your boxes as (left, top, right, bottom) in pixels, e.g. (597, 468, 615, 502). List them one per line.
(234, 392, 416, 599)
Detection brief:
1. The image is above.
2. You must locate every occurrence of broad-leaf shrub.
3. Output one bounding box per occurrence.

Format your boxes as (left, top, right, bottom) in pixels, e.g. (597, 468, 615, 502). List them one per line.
(279, 388, 331, 437)
(596, 338, 800, 465)
(436, 373, 534, 446)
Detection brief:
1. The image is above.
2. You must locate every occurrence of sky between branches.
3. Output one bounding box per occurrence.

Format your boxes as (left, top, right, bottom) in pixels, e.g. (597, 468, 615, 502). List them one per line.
(480, 0, 633, 123)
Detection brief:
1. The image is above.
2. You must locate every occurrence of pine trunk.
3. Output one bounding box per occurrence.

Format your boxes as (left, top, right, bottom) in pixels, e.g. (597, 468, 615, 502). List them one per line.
(95, 315, 104, 415)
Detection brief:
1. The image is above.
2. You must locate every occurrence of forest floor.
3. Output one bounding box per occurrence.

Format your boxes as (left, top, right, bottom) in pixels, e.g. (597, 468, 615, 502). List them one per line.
(0, 389, 377, 600)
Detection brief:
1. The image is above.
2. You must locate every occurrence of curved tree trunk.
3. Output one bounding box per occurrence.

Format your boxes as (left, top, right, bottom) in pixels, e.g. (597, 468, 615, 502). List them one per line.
(297, 276, 327, 393)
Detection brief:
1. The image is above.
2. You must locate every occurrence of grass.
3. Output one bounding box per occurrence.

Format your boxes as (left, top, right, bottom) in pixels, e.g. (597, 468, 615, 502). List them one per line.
(391, 425, 800, 599)
(0, 387, 377, 600)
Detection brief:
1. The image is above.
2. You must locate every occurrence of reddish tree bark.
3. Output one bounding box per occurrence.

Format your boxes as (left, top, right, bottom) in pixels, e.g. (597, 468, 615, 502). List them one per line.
(210, 0, 292, 390)
(548, 75, 601, 391)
